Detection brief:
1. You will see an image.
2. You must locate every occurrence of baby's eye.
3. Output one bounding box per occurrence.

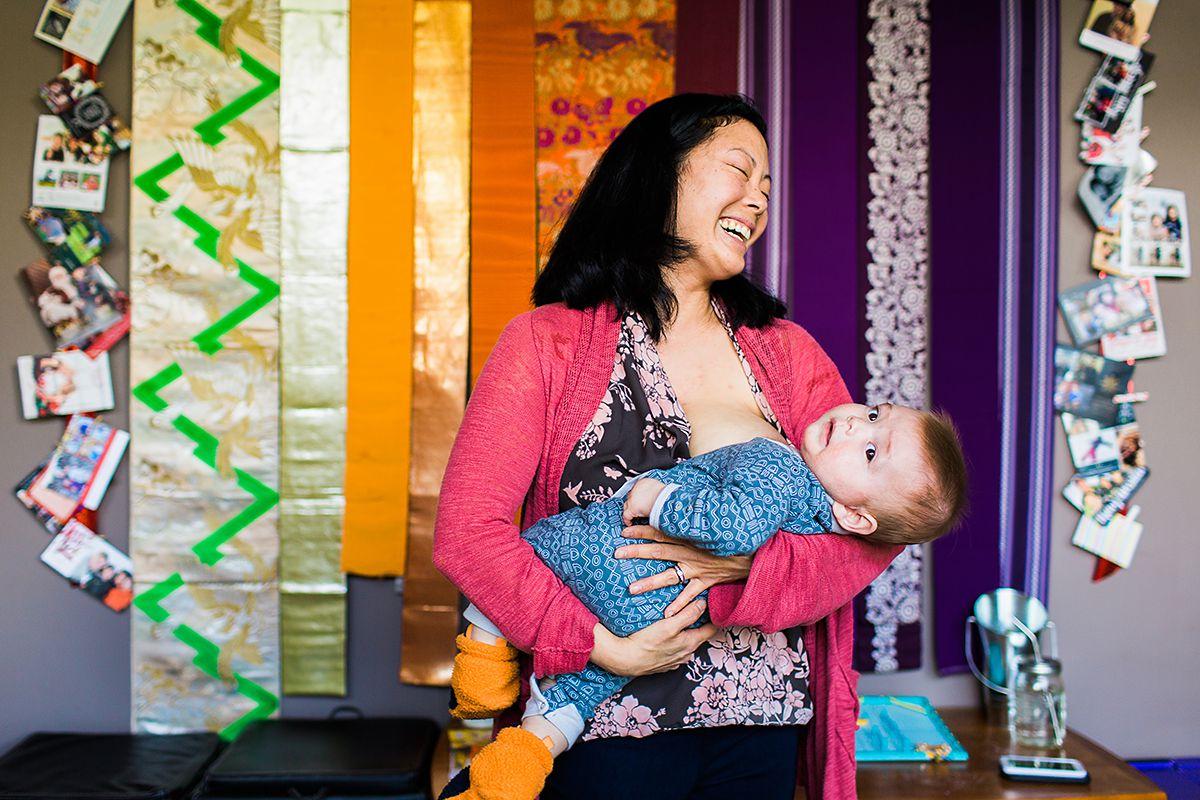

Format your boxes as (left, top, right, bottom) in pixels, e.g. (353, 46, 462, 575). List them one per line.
(868, 407, 880, 422)
(865, 443, 877, 463)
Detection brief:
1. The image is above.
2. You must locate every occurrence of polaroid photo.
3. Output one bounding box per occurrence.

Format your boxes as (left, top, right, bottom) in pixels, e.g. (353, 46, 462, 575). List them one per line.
(1101, 277, 1166, 360)
(17, 351, 114, 420)
(1078, 165, 1129, 232)
(1063, 465, 1149, 526)
(31, 115, 110, 213)
(1078, 0, 1158, 62)
(1053, 345, 1134, 426)
(1091, 232, 1125, 274)
(1072, 506, 1143, 568)
(22, 259, 129, 353)
(1120, 187, 1191, 278)
(34, 0, 133, 66)
(25, 207, 111, 269)
(40, 519, 134, 612)
(1058, 276, 1152, 346)
(14, 461, 65, 535)
(1074, 52, 1153, 133)
(25, 414, 129, 523)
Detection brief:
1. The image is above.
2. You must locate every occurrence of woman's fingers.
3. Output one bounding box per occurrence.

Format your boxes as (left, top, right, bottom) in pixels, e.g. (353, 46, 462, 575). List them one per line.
(628, 566, 683, 595)
(663, 597, 707, 631)
(615, 541, 680, 563)
(620, 524, 668, 542)
(664, 579, 705, 617)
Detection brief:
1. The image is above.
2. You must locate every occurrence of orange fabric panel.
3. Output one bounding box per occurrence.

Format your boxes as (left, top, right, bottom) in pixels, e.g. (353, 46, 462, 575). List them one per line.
(342, 0, 415, 576)
(470, 0, 536, 386)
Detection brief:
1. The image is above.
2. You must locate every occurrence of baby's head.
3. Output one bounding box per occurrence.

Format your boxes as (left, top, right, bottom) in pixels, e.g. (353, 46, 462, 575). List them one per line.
(799, 403, 968, 546)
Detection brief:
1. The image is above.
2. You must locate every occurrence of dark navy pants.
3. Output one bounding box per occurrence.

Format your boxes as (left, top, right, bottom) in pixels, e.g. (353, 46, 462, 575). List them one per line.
(438, 724, 802, 800)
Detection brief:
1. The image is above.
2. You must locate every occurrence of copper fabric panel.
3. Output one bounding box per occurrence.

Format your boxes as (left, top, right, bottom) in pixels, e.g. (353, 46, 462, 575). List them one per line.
(401, 0, 471, 687)
(278, 0, 349, 696)
(534, 0, 675, 263)
(341, 0, 416, 577)
(470, 0, 536, 386)
(130, 0, 281, 735)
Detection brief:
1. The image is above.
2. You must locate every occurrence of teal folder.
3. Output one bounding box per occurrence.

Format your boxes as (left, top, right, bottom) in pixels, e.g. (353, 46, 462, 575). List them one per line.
(855, 695, 969, 762)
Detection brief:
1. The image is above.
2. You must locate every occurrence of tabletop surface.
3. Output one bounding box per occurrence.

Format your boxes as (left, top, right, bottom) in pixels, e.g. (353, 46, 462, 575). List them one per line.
(852, 707, 1166, 800)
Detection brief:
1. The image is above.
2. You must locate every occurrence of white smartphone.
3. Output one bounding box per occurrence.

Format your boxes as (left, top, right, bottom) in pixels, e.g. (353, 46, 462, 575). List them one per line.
(999, 754, 1090, 784)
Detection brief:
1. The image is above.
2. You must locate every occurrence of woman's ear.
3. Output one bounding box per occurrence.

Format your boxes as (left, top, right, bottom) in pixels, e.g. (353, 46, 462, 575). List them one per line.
(832, 502, 878, 536)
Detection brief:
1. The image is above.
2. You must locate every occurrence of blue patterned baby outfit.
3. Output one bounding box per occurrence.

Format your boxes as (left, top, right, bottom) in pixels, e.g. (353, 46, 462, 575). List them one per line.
(467, 436, 832, 746)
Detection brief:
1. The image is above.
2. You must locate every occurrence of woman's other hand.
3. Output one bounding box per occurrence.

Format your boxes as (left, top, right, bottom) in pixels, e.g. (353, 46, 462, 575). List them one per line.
(616, 524, 753, 617)
(589, 599, 717, 677)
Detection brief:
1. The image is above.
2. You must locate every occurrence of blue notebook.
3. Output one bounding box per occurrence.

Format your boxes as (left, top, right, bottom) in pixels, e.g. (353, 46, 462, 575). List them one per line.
(855, 696, 969, 762)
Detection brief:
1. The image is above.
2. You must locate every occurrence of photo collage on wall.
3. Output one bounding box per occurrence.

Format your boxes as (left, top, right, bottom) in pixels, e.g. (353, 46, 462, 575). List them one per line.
(1064, 0, 1186, 579)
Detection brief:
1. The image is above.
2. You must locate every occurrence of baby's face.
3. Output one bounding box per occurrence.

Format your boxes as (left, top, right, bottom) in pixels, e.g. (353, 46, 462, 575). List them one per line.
(798, 402, 928, 510)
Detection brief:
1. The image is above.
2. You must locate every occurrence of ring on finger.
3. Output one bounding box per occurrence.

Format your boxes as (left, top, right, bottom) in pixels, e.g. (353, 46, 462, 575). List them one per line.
(671, 564, 686, 585)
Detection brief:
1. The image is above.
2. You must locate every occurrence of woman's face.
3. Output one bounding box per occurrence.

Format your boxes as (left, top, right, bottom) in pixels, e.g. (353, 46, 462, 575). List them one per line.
(672, 120, 771, 285)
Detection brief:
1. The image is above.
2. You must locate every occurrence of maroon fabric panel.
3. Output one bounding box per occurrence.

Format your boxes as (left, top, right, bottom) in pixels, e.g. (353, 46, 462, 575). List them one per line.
(675, 0, 740, 95)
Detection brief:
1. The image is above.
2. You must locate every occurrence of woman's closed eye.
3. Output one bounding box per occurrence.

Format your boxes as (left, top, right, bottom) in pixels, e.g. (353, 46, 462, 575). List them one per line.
(728, 163, 749, 177)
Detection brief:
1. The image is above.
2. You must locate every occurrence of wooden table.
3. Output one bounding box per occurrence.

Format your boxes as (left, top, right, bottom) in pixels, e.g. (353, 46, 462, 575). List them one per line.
(852, 707, 1165, 800)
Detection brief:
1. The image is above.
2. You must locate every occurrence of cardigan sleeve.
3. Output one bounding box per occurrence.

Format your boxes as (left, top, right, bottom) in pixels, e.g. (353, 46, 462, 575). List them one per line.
(431, 312, 598, 677)
(707, 321, 901, 630)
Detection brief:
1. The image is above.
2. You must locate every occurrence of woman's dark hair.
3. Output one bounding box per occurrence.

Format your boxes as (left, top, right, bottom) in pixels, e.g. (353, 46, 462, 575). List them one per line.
(532, 93, 787, 340)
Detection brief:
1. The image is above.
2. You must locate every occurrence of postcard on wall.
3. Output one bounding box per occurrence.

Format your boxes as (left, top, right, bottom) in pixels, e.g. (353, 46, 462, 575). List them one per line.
(17, 351, 114, 420)
(1091, 232, 1125, 274)
(1075, 52, 1153, 134)
(1063, 465, 1148, 526)
(1058, 276, 1152, 346)
(31, 115, 109, 213)
(1078, 0, 1158, 62)
(1073, 506, 1143, 568)
(34, 0, 133, 66)
(1100, 277, 1166, 360)
(39, 65, 131, 151)
(14, 461, 65, 535)
(40, 519, 134, 612)
(25, 414, 128, 523)
(1078, 165, 1128, 232)
(25, 207, 111, 269)
(1079, 91, 1146, 167)
(21, 259, 130, 354)
(1120, 187, 1191, 278)
(1062, 413, 1120, 476)
(1053, 345, 1134, 427)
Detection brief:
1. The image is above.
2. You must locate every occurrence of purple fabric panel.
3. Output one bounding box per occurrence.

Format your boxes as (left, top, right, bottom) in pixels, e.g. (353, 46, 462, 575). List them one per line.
(675, 0, 740, 94)
(929, 0, 1006, 675)
(785, 0, 860, 384)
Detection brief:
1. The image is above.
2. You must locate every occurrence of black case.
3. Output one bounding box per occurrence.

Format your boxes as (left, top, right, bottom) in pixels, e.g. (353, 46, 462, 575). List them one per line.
(0, 732, 222, 800)
(198, 718, 439, 799)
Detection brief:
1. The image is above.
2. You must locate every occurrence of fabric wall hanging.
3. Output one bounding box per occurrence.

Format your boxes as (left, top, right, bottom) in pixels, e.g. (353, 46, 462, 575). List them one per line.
(277, 0, 349, 696)
(470, 0, 536, 385)
(130, 0, 281, 736)
(341, 0, 415, 578)
(534, 0, 675, 263)
(400, 0, 471, 686)
(929, 0, 1059, 674)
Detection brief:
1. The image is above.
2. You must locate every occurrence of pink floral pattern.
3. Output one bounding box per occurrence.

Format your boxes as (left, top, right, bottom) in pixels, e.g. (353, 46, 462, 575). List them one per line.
(563, 301, 812, 740)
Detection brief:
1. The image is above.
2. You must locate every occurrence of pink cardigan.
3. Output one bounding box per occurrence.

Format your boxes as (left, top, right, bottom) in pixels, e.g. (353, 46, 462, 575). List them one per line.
(432, 301, 899, 800)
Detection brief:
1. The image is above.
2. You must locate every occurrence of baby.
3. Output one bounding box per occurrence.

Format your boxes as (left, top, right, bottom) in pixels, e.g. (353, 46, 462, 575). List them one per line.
(445, 402, 968, 800)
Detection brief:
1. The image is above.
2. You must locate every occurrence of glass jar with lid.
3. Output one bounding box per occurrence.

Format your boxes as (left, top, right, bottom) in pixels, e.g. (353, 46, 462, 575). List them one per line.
(1008, 656, 1066, 747)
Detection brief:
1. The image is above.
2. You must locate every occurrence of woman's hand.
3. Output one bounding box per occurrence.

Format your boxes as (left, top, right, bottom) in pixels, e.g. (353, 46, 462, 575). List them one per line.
(589, 598, 717, 677)
(616, 525, 753, 617)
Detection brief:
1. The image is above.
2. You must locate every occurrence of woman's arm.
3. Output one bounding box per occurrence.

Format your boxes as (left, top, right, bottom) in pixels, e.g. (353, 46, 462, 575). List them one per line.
(431, 312, 598, 677)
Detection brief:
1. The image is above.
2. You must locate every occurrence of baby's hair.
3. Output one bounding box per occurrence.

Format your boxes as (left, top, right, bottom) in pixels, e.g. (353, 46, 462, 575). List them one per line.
(872, 410, 968, 546)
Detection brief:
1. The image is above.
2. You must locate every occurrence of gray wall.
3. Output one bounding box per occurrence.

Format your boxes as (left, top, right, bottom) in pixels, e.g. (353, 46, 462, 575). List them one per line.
(860, 1, 1200, 759)
(2, 1, 1196, 761)
(0, 6, 448, 753)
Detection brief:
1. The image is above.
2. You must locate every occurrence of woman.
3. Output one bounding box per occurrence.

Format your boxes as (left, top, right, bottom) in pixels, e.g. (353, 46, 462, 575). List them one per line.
(433, 94, 898, 799)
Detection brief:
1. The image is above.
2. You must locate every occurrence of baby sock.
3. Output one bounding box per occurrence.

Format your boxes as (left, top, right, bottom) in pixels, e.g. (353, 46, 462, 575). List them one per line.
(447, 727, 554, 800)
(449, 627, 520, 719)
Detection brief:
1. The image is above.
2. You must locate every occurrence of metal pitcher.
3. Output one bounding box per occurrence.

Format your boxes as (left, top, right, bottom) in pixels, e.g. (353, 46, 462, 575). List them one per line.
(965, 588, 1057, 718)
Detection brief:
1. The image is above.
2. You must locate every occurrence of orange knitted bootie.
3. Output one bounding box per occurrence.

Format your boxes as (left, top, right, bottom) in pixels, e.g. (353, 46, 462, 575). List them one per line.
(446, 727, 554, 800)
(449, 630, 520, 720)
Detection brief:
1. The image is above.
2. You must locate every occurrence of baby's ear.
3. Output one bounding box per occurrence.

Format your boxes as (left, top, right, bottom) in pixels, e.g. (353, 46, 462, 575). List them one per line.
(831, 502, 878, 536)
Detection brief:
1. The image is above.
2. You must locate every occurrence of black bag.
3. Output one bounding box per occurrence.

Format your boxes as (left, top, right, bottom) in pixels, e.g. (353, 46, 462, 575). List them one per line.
(198, 716, 439, 799)
(0, 732, 221, 800)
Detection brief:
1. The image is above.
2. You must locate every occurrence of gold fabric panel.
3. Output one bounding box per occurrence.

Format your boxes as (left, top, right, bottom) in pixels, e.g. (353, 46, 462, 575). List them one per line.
(470, 0, 536, 386)
(278, 0, 349, 696)
(401, 0, 471, 687)
(341, 0, 415, 577)
(130, 0, 281, 734)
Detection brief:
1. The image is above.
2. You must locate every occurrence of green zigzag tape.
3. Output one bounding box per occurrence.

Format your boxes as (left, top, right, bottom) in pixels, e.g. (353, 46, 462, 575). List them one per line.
(192, 261, 280, 355)
(174, 624, 223, 681)
(172, 414, 220, 469)
(132, 362, 183, 413)
(133, 573, 185, 623)
(193, 468, 279, 566)
(220, 673, 280, 741)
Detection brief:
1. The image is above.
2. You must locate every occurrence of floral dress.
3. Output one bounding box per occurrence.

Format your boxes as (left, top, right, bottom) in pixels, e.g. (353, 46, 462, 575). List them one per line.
(561, 303, 814, 741)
